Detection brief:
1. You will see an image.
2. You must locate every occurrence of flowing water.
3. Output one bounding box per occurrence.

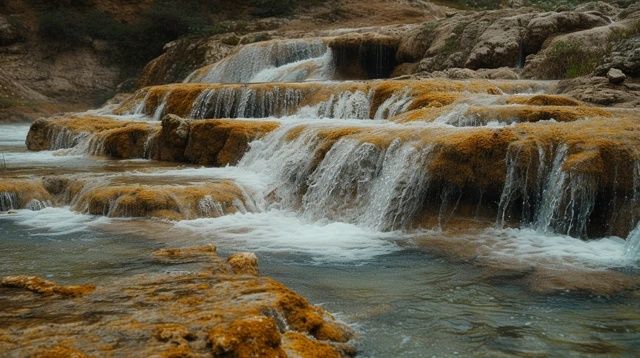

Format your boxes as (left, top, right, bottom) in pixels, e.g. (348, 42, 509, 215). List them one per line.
(2, 37, 640, 356)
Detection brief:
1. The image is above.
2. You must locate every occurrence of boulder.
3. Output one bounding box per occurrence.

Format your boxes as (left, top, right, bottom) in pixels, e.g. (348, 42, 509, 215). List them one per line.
(465, 14, 534, 69)
(596, 36, 640, 78)
(523, 11, 610, 55)
(607, 67, 626, 84)
(227, 252, 259, 275)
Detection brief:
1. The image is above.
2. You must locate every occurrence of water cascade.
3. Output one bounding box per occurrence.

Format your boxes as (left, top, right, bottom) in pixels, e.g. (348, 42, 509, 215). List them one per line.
(186, 39, 330, 83)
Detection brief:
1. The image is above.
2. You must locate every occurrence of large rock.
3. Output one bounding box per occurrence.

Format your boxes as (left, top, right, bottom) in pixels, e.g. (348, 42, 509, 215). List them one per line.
(607, 67, 626, 84)
(522, 11, 610, 55)
(0, 249, 354, 356)
(557, 76, 640, 107)
(596, 36, 640, 78)
(399, 7, 612, 75)
(465, 13, 534, 69)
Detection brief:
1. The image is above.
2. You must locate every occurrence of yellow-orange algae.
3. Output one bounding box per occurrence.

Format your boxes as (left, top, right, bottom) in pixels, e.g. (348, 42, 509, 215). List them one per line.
(1, 276, 95, 297)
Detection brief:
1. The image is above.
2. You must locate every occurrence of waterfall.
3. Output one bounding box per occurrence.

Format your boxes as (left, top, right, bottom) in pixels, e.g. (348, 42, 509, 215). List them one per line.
(189, 86, 305, 119)
(301, 138, 432, 230)
(251, 49, 335, 83)
(498, 144, 597, 237)
(152, 92, 171, 121)
(0, 192, 18, 211)
(26, 199, 49, 211)
(624, 222, 640, 258)
(239, 123, 433, 231)
(186, 39, 328, 83)
(373, 89, 413, 120)
(296, 90, 373, 119)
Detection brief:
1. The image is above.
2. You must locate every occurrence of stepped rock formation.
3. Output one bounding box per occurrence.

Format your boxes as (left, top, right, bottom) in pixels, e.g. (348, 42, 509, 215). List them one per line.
(23, 77, 640, 239)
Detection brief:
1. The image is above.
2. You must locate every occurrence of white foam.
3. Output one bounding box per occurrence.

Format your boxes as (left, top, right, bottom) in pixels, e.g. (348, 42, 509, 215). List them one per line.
(0, 207, 109, 236)
(461, 227, 631, 269)
(0, 124, 30, 147)
(175, 210, 400, 262)
(0, 150, 86, 165)
(135, 166, 269, 194)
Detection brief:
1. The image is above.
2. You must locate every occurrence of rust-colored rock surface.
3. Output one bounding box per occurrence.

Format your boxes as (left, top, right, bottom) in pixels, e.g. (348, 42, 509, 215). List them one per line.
(0, 248, 353, 357)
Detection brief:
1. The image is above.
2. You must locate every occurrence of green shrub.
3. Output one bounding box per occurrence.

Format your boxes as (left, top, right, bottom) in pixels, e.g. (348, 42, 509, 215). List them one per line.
(37, 0, 220, 74)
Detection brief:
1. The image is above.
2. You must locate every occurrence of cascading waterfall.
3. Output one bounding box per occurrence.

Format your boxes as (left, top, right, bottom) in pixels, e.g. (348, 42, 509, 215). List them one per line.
(190, 86, 305, 119)
(239, 123, 434, 231)
(152, 92, 171, 121)
(0, 192, 18, 211)
(186, 39, 329, 83)
(297, 90, 373, 119)
(624, 222, 640, 258)
(373, 89, 413, 120)
(498, 144, 597, 237)
(251, 48, 336, 83)
(26, 199, 49, 211)
(301, 138, 433, 231)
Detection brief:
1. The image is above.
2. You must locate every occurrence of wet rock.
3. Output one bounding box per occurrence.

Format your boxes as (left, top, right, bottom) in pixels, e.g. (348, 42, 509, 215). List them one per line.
(156, 114, 190, 162)
(209, 316, 285, 357)
(183, 119, 279, 166)
(227, 252, 259, 275)
(0, 250, 352, 356)
(42, 176, 70, 195)
(607, 68, 626, 84)
(328, 33, 400, 79)
(1, 276, 95, 297)
(75, 181, 248, 220)
(153, 244, 218, 259)
(557, 76, 640, 107)
(0, 179, 51, 210)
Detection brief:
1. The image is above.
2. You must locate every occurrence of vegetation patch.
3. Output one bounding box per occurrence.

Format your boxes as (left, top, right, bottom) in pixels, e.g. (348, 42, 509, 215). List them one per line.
(37, 0, 223, 74)
(541, 40, 604, 79)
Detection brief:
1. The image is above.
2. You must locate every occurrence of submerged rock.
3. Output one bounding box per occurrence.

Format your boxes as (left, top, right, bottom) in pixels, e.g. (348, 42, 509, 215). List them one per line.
(1, 275, 95, 297)
(0, 249, 353, 356)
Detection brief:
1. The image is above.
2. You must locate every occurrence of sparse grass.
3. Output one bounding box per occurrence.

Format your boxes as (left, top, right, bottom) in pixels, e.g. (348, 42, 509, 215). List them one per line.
(542, 40, 604, 79)
(607, 20, 640, 47)
(0, 96, 18, 109)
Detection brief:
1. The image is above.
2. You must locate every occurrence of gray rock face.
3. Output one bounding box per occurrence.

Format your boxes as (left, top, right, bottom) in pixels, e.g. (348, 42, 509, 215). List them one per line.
(607, 68, 626, 84)
(557, 76, 639, 107)
(522, 11, 610, 55)
(596, 37, 640, 78)
(0, 15, 23, 46)
(397, 7, 613, 74)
